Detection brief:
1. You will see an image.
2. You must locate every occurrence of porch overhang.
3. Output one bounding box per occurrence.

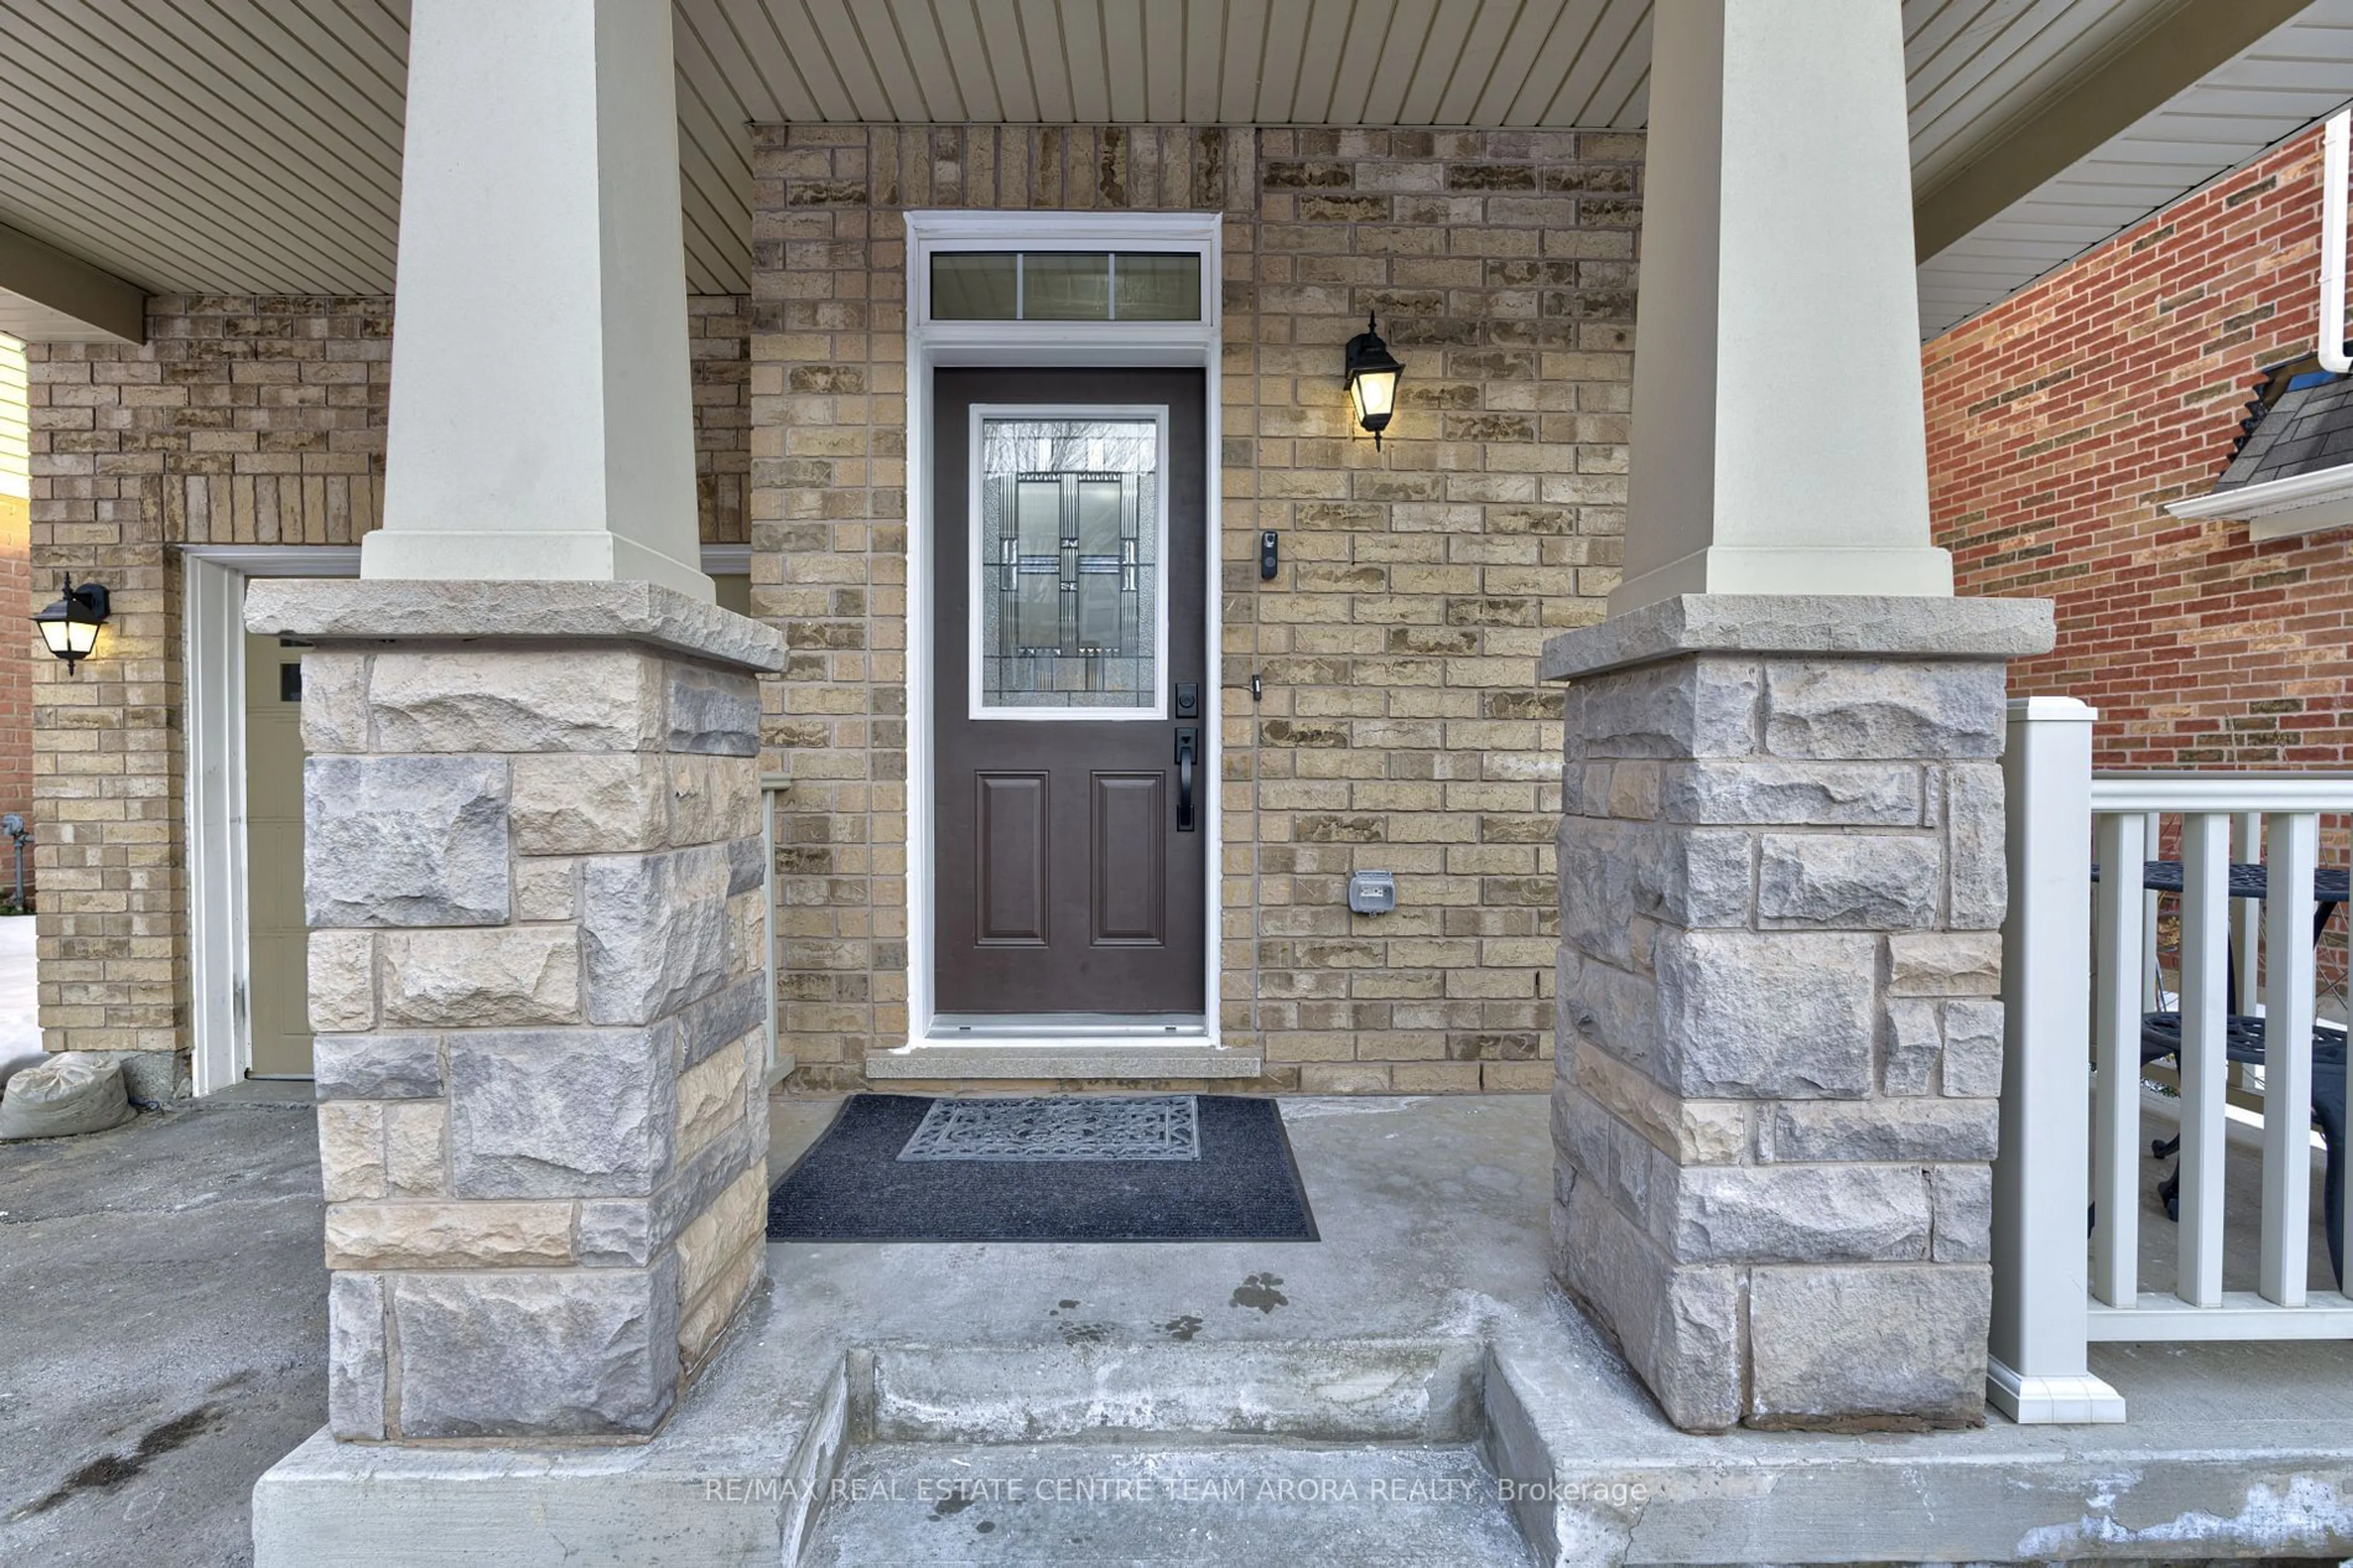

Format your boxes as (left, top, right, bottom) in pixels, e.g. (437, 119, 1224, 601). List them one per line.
(2, 2, 2348, 343)
(0, 219, 143, 346)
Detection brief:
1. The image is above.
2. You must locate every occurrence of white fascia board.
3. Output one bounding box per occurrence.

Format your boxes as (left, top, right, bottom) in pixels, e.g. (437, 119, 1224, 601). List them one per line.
(2165, 463, 2353, 542)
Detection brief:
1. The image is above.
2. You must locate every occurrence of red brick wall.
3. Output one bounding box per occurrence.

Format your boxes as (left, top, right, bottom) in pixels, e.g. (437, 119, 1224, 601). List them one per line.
(1925, 125, 2352, 769)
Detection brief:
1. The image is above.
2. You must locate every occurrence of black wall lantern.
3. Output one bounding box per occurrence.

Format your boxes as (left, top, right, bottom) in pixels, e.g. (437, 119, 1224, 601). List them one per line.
(1344, 311, 1404, 448)
(33, 574, 110, 672)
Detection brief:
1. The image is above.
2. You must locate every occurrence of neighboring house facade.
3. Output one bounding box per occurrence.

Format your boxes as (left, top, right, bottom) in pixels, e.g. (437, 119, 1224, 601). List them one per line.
(1927, 121, 2353, 771)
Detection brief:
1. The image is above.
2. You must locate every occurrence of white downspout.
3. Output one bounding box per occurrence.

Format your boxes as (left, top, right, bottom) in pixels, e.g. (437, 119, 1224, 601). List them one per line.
(2321, 110, 2351, 373)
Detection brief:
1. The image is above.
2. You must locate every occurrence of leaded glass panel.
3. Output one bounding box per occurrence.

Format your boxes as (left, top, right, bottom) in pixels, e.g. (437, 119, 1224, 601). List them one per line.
(977, 416, 1161, 712)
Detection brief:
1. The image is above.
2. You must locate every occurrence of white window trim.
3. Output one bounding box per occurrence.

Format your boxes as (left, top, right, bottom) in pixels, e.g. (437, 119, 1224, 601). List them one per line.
(895, 208, 1238, 1072)
(967, 401, 1172, 723)
(183, 543, 753, 1095)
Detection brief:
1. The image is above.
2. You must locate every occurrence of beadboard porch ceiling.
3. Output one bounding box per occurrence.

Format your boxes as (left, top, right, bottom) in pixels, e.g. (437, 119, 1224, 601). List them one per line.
(1, 0, 2350, 339)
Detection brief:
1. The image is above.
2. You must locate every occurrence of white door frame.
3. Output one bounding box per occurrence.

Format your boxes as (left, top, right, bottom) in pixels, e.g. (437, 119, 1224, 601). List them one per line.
(184, 545, 362, 1095)
(898, 210, 1226, 1056)
(184, 543, 759, 1094)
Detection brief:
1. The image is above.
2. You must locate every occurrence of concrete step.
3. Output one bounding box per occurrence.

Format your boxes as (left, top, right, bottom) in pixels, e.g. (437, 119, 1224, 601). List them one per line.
(862, 1338, 1484, 1445)
(797, 1441, 1534, 1567)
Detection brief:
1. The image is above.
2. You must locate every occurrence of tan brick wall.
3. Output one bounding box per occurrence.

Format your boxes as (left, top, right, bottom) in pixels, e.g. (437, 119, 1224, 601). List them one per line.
(25, 296, 752, 1077)
(690, 295, 752, 545)
(753, 125, 1638, 1093)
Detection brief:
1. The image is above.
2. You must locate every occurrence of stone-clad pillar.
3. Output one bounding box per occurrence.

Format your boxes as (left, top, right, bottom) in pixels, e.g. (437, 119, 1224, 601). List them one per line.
(1544, 596, 2051, 1431)
(1552, 0, 2059, 1431)
(247, 580, 784, 1441)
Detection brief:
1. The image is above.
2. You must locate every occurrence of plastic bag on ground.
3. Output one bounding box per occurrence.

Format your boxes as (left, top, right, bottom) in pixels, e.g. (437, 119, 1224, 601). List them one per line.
(0, 1052, 132, 1140)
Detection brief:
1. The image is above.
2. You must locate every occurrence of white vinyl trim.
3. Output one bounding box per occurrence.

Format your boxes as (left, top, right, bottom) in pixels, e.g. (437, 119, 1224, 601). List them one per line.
(2090, 771, 2353, 812)
(965, 401, 1172, 723)
(181, 545, 363, 1096)
(900, 208, 1227, 1061)
(184, 556, 252, 1096)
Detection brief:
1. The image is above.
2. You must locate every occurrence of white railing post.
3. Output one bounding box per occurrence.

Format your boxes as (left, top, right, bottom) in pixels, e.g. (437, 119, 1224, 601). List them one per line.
(2142, 813, 2164, 1012)
(2260, 812, 2319, 1305)
(2178, 814, 2231, 1307)
(2092, 809, 2147, 1308)
(2232, 812, 2264, 1009)
(1990, 696, 2127, 1422)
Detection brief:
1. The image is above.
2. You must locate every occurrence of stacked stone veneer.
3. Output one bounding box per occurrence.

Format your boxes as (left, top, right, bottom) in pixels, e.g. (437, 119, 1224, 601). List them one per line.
(1544, 596, 2052, 1432)
(251, 581, 782, 1442)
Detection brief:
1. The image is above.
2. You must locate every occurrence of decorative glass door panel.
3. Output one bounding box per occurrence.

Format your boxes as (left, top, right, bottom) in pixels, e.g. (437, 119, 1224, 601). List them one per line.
(974, 412, 1164, 716)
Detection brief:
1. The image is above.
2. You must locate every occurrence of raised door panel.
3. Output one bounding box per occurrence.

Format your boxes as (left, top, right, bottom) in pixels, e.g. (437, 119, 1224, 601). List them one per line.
(975, 772, 1049, 945)
(1091, 773, 1165, 945)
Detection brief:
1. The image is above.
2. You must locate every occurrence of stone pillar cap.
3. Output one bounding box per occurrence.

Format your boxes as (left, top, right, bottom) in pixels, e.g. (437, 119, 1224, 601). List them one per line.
(242, 578, 786, 674)
(1540, 594, 2055, 683)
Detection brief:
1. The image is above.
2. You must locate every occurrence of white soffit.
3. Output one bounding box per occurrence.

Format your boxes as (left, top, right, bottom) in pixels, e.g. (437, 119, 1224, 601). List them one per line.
(0, 0, 2329, 333)
(1918, 1, 2353, 336)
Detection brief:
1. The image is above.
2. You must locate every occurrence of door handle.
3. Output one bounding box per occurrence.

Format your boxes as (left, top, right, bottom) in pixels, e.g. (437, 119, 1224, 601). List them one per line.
(1174, 727, 1199, 833)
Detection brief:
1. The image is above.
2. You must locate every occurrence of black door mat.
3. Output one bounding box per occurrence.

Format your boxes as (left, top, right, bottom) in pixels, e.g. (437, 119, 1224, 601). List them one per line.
(765, 1094, 1319, 1243)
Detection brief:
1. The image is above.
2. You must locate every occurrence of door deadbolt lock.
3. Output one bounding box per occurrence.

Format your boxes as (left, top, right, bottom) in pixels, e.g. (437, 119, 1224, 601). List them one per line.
(1174, 727, 1199, 833)
(1174, 682, 1199, 719)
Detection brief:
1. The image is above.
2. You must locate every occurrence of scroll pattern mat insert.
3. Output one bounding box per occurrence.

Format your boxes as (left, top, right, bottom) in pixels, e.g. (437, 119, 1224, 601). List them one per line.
(897, 1094, 1199, 1162)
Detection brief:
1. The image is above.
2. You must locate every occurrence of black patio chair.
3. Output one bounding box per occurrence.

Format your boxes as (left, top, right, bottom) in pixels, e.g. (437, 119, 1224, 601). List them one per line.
(2140, 1012, 2347, 1289)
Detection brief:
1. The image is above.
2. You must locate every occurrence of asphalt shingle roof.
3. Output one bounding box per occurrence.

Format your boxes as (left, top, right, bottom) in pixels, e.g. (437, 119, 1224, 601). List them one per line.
(2216, 373, 2353, 490)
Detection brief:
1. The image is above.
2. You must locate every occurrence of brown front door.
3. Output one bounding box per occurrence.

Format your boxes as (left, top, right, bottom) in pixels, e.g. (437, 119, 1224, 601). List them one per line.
(934, 368, 1207, 1016)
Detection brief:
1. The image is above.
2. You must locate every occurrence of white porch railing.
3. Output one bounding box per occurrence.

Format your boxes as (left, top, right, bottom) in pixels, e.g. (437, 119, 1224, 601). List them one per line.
(1995, 697, 2353, 1425)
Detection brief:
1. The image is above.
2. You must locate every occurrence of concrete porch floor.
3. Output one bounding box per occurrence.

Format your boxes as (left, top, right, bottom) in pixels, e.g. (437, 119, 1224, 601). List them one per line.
(248, 1091, 2353, 1566)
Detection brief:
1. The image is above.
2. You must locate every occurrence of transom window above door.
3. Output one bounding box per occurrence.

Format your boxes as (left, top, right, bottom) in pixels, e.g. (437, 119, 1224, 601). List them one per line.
(972, 409, 1167, 718)
(932, 252, 1202, 322)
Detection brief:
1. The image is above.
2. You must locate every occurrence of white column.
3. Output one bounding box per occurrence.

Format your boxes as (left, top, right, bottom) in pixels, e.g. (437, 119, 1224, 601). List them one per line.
(363, 0, 711, 600)
(1612, 0, 1953, 615)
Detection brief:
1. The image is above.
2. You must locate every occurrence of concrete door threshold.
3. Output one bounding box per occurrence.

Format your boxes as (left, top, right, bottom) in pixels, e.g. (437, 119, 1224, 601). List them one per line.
(863, 1037, 1259, 1080)
(251, 1095, 2353, 1566)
